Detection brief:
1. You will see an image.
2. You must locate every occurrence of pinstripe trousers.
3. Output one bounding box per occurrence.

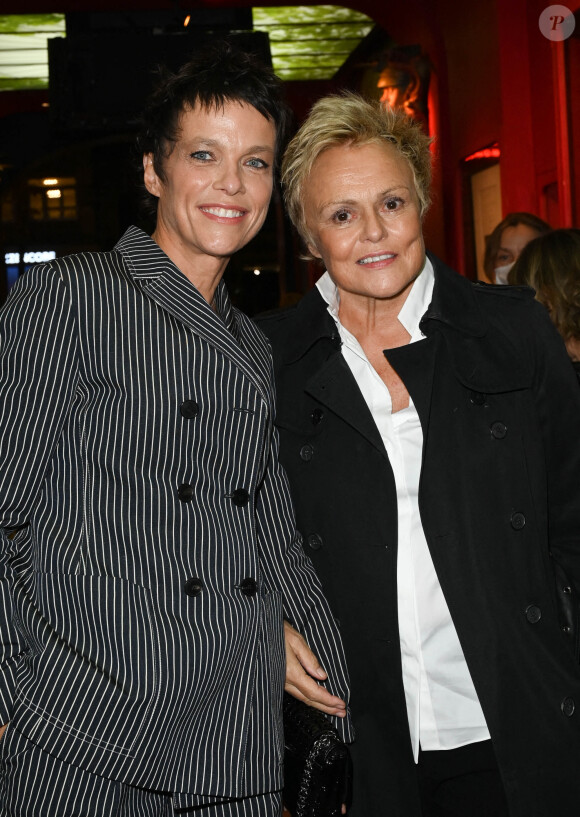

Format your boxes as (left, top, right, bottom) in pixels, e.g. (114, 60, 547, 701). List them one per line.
(0, 727, 282, 816)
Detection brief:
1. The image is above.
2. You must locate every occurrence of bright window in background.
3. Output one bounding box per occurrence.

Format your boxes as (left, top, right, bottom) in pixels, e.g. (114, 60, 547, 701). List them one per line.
(0, 9, 374, 91)
(28, 177, 77, 221)
(0, 14, 66, 92)
(252, 5, 374, 81)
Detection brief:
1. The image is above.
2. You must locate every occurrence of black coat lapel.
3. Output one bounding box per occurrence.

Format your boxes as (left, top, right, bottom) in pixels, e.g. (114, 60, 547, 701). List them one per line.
(305, 351, 389, 460)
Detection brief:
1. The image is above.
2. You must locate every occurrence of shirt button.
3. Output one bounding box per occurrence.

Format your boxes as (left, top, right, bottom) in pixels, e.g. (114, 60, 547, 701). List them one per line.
(237, 577, 257, 597)
(300, 444, 314, 461)
(184, 577, 204, 597)
(311, 408, 324, 425)
(490, 421, 507, 439)
(178, 483, 195, 502)
(307, 534, 323, 550)
(231, 488, 250, 507)
(510, 512, 526, 530)
(561, 697, 575, 717)
(525, 604, 541, 624)
(470, 391, 486, 406)
(180, 399, 199, 419)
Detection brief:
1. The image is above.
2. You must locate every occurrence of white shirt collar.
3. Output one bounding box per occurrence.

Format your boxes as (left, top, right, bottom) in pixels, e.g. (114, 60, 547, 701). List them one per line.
(316, 255, 435, 343)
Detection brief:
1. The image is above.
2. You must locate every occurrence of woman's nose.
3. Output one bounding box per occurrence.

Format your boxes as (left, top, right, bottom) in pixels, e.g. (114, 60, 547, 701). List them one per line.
(363, 210, 385, 241)
(213, 161, 245, 195)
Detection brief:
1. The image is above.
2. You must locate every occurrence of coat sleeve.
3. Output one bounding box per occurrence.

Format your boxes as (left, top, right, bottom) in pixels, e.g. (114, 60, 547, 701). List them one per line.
(254, 360, 354, 742)
(0, 264, 79, 721)
(527, 300, 580, 588)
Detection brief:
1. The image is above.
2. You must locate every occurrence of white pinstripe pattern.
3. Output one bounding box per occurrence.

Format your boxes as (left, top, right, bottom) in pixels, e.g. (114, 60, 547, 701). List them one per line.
(0, 227, 353, 802)
(0, 724, 283, 815)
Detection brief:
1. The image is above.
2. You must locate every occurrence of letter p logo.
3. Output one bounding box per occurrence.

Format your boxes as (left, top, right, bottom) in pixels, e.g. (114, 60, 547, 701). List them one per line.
(539, 5, 576, 40)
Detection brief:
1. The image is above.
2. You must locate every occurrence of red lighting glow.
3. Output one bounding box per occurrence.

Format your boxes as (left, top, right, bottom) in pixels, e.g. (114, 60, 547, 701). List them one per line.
(464, 144, 501, 162)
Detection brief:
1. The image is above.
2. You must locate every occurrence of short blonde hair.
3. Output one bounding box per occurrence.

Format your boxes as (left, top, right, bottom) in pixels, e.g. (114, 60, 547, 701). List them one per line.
(281, 91, 432, 248)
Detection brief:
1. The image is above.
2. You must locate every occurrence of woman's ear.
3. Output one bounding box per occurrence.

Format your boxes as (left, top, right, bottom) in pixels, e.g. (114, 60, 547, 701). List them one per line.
(143, 153, 161, 197)
(307, 241, 322, 260)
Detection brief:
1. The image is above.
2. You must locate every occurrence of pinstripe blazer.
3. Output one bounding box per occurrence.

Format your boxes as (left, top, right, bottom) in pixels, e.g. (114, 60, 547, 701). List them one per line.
(0, 226, 353, 801)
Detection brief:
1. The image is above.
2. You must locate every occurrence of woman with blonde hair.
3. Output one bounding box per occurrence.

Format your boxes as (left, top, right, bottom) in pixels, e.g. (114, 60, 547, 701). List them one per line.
(260, 91, 580, 816)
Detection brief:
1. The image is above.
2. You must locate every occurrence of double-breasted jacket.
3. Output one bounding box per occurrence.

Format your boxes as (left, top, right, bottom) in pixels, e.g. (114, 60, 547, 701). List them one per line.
(0, 227, 352, 803)
(259, 255, 580, 817)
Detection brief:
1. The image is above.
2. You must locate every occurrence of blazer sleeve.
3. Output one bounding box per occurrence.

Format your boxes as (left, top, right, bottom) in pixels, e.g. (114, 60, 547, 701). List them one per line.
(527, 300, 580, 586)
(0, 264, 79, 721)
(254, 360, 354, 742)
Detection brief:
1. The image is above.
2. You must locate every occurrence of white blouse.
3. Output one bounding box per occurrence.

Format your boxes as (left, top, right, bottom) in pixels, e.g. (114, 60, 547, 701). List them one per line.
(317, 259, 490, 760)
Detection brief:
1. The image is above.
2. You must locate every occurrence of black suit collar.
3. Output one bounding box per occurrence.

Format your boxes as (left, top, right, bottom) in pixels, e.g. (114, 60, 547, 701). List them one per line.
(420, 253, 487, 338)
(283, 253, 487, 366)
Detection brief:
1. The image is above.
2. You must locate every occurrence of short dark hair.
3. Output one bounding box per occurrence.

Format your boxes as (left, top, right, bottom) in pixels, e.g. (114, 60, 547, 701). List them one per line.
(136, 39, 291, 217)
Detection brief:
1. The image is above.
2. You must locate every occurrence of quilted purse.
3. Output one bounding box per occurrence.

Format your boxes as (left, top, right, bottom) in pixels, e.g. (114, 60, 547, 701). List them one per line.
(283, 692, 352, 817)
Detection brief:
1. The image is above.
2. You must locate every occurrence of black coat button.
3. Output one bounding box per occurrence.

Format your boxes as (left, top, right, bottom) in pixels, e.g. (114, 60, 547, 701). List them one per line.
(525, 604, 541, 623)
(470, 391, 486, 406)
(184, 577, 204, 597)
(180, 400, 199, 419)
(510, 512, 526, 530)
(561, 697, 575, 717)
(231, 488, 250, 507)
(311, 408, 324, 425)
(490, 421, 507, 439)
(238, 577, 257, 596)
(307, 533, 323, 550)
(178, 483, 195, 502)
(300, 444, 314, 461)
(562, 624, 572, 635)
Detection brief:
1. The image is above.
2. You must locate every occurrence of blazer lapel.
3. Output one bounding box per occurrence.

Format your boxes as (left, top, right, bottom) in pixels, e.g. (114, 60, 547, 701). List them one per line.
(116, 227, 269, 401)
(384, 335, 439, 451)
(285, 288, 389, 460)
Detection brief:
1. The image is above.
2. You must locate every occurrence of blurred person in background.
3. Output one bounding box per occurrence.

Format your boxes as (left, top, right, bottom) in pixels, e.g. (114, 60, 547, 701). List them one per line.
(483, 212, 551, 284)
(509, 228, 580, 380)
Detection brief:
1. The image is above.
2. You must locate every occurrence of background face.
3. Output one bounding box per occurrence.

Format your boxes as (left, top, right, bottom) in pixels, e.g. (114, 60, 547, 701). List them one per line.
(495, 223, 541, 269)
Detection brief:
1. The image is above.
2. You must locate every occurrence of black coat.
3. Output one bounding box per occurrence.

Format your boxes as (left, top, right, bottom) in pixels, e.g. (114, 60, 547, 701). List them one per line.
(258, 256, 580, 817)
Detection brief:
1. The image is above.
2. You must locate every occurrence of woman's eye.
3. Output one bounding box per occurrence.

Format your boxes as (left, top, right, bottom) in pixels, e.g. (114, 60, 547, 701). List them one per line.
(246, 157, 269, 169)
(385, 197, 403, 211)
(332, 210, 351, 223)
(190, 151, 212, 161)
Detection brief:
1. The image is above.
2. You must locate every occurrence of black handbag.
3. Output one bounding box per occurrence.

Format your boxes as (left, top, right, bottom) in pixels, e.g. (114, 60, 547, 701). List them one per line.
(282, 692, 352, 817)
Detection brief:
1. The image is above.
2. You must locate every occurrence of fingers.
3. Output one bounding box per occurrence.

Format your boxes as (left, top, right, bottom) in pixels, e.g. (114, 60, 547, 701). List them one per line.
(284, 620, 327, 680)
(284, 621, 347, 717)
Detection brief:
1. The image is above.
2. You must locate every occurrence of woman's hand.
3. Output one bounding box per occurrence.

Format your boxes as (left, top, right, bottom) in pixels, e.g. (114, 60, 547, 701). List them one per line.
(284, 621, 346, 717)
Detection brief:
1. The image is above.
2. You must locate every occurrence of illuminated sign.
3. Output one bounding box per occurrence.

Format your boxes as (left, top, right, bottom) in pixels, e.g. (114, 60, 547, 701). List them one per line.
(5, 250, 56, 264)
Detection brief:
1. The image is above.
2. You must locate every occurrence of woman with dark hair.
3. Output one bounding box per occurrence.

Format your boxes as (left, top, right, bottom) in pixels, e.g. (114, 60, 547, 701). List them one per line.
(483, 211, 551, 283)
(509, 228, 580, 377)
(0, 43, 352, 816)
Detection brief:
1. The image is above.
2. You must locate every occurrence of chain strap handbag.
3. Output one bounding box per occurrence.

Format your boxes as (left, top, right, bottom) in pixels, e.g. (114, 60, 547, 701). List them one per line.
(283, 692, 352, 817)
